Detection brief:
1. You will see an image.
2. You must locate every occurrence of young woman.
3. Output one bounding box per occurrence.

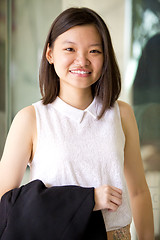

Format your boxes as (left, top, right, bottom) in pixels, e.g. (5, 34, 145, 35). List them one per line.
(0, 7, 154, 239)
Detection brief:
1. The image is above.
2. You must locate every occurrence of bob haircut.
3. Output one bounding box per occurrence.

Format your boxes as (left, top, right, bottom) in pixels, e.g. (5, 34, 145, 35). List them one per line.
(39, 7, 121, 119)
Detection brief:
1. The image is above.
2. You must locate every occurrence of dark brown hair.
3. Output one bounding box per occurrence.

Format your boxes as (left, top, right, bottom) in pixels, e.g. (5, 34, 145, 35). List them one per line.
(39, 7, 121, 118)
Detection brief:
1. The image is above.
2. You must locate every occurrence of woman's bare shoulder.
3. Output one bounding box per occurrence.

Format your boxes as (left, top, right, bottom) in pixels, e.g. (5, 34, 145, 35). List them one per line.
(117, 100, 133, 115)
(117, 100, 137, 135)
(7, 105, 37, 147)
(14, 105, 36, 122)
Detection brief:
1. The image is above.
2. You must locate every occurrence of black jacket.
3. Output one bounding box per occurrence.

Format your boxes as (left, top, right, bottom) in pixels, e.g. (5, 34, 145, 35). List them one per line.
(0, 180, 107, 240)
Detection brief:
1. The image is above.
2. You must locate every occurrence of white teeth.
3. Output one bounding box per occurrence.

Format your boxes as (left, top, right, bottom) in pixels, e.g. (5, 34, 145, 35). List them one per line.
(70, 70, 90, 74)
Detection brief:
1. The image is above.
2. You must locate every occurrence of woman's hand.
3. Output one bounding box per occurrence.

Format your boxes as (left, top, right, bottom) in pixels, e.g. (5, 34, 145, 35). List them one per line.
(93, 185, 122, 211)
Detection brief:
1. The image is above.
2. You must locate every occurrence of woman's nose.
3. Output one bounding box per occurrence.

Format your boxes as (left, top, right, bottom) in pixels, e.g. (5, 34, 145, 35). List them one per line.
(74, 52, 90, 66)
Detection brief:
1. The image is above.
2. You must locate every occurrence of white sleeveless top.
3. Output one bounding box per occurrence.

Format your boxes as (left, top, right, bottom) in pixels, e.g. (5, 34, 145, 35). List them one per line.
(30, 97, 132, 231)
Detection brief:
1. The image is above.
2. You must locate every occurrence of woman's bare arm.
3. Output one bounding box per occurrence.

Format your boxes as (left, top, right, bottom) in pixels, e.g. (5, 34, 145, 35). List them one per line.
(118, 100, 154, 240)
(0, 106, 36, 199)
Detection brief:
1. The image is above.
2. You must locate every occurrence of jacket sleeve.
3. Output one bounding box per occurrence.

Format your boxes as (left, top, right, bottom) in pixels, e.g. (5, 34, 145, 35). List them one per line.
(0, 180, 107, 240)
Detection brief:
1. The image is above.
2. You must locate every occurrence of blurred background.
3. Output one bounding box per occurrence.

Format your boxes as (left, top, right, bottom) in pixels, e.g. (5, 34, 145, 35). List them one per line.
(0, 0, 160, 238)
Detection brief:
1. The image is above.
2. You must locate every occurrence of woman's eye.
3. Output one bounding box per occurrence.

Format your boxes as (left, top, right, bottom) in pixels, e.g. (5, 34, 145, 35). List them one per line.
(65, 48, 75, 52)
(90, 50, 101, 53)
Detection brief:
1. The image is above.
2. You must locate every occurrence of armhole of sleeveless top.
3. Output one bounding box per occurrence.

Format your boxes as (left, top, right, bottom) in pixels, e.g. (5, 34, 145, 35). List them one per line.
(115, 101, 125, 141)
(28, 103, 40, 166)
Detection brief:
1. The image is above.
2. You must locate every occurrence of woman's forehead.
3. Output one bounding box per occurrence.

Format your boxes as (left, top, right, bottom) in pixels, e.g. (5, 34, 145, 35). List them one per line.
(55, 24, 102, 44)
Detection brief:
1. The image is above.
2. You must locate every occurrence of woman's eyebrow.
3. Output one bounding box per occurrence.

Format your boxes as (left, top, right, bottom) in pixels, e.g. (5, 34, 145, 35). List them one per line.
(89, 43, 102, 47)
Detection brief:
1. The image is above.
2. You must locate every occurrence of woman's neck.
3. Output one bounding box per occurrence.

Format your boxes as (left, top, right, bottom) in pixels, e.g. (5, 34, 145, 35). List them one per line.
(59, 88, 93, 110)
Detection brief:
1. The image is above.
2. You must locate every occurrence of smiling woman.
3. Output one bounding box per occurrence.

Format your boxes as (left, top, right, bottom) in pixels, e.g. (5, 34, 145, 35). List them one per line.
(39, 7, 121, 117)
(0, 7, 154, 240)
(45, 24, 104, 108)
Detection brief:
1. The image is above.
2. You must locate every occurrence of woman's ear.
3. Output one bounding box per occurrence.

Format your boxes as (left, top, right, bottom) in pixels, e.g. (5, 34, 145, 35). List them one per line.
(46, 43, 54, 64)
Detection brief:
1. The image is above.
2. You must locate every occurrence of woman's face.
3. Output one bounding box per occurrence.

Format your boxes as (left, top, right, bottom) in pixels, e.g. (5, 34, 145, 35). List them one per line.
(47, 24, 104, 94)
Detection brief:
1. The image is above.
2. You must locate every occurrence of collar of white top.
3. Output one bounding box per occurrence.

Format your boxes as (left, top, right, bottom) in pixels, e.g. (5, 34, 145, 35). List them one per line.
(51, 97, 100, 123)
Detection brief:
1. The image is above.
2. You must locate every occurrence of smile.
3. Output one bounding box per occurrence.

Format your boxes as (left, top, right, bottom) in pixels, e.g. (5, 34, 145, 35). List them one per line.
(69, 70, 91, 74)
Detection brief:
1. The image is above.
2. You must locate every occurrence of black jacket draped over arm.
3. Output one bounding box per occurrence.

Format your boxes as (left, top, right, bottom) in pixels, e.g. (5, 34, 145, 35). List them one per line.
(0, 180, 107, 240)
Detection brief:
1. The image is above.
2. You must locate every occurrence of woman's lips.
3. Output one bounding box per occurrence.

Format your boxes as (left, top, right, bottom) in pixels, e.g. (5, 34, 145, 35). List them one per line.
(69, 69, 92, 76)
